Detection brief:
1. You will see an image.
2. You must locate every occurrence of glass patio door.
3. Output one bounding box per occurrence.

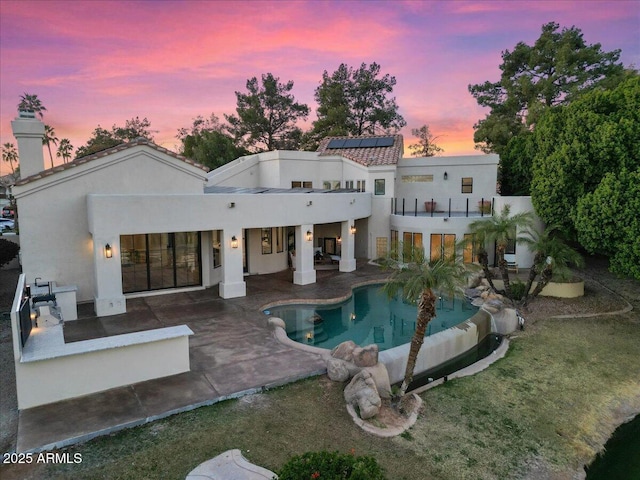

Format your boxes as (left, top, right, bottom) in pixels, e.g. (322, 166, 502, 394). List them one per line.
(121, 232, 201, 293)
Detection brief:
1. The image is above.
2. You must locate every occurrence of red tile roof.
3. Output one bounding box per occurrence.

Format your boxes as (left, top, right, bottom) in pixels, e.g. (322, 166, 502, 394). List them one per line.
(316, 134, 403, 166)
(14, 138, 208, 186)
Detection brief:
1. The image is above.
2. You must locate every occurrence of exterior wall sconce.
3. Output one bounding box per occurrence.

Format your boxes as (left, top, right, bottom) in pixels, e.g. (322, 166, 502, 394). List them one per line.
(228, 202, 235, 208)
(231, 236, 239, 248)
(306, 230, 313, 242)
(104, 243, 113, 258)
(350, 225, 356, 235)
(444, 172, 448, 180)
(337, 236, 342, 244)
(306, 201, 313, 206)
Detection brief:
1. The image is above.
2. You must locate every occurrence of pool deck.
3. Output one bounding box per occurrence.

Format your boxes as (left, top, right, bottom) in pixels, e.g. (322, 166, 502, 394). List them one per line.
(13, 261, 389, 453)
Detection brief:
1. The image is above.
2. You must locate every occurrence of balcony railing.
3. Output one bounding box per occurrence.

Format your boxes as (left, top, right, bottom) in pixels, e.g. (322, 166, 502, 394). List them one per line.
(391, 197, 494, 218)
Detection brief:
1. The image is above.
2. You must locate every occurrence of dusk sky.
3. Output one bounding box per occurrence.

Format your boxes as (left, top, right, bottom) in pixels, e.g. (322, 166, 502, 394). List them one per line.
(1, 0, 638, 175)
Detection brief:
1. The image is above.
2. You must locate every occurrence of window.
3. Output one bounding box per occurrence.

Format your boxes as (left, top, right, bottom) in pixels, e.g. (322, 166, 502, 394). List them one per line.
(261, 228, 272, 254)
(345, 180, 354, 189)
(462, 177, 473, 194)
(323, 180, 340, 190)
(402, 175, 433, 183)
(403, 232, 423, 260)
(121, 232, 201, 293)
(292, 181, 312, 188)
(356, 180, 365, 192)
(374, 179, 385, 195)
(430, 234, 456, 261)
(390, 230, 399, 246)
(212, 230, 221, 268)
(376, 237, 388, 258)
(463, 233, 475, 264)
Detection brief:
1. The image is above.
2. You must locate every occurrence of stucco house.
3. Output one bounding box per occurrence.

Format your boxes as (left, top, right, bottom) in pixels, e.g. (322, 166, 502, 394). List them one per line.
(10, 112, 539, 318)
(9, 112, 542, 409)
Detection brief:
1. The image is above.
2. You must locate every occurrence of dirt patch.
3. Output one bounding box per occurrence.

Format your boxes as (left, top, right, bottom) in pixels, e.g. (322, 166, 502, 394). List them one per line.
(0, 267, 20, 455)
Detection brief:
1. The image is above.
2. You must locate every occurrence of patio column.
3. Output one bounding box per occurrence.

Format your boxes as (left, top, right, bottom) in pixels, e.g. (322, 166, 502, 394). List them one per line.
(219, 229, 246, 298)
(93, 235, 126, 316)
(293, 224, 316, 285)
(339, 220, 356, 272)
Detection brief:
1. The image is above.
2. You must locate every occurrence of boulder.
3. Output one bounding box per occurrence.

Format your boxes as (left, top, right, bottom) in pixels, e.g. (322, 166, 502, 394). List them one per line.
(471, 297, 485, 307)
(344, 370, 381, 420)
(326, 358, 350, 382)
(331, 340, 357, 361)
(362, 363, 392, 399)
(352, 344, 378, 367)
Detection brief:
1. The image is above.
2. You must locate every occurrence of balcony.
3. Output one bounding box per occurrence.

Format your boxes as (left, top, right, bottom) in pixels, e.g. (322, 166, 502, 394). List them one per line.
(391, 197, 494, 218)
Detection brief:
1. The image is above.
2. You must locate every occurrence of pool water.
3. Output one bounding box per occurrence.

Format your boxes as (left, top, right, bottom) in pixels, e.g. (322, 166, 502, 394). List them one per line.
(265, 284, 479, 351)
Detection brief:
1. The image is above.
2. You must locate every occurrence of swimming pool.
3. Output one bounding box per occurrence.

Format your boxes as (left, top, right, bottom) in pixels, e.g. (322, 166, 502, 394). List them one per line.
(265, 284, 479, 351)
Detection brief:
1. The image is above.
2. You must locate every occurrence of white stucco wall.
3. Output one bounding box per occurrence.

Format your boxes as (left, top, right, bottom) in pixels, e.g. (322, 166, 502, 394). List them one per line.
(13, 147, 208, 303)
(395, 155, 498, 213)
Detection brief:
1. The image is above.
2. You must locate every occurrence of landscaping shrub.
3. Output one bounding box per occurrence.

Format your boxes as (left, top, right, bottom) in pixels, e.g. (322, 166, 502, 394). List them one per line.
(0, 238, 19, 268)
(277, 450, 386, 480)
(509, 280, 527, 301)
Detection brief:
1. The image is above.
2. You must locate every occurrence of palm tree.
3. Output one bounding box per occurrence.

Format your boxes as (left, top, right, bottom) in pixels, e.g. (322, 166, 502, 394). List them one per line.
(2, 143, 18, 174)
(56, 139, 74, 164)
(469, 204, 534, 300)
(520, 226, 584, 306)
(43, 125, 59, 169)
(381, 243, 469, 398)
(18, 93, 47, 119)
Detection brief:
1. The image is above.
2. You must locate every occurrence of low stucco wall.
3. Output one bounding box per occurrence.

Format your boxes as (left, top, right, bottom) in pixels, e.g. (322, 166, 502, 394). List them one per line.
(15, 329, 192, 410)
(493, 279, 584, 298)
(10, 275, 193, 410)
(379, 309, 493, 385)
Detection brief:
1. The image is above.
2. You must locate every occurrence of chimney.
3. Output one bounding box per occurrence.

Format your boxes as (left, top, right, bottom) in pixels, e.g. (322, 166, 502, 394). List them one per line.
(11, 112, 46, 178)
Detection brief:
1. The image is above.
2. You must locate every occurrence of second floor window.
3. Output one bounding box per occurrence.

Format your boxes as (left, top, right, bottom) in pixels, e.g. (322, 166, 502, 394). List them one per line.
(462, 177, 473, 193)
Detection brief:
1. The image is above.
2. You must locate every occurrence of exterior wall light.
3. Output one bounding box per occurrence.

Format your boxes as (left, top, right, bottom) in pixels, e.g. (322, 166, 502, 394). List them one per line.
(350, 225, 356, 235)
(104, 243, 113, 258)
(306, 230, 313, 242)
(337, 236, 342, 244)
(231, 236, 239, 248)
(444, 172, 448, 180)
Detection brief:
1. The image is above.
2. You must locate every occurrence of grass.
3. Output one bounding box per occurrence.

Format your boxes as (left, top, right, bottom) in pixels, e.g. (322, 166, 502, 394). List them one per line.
(4, 311, 633, 480)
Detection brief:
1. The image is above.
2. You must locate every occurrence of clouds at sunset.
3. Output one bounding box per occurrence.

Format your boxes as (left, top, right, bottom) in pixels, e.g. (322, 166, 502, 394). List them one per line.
(1, 0, 638, 172)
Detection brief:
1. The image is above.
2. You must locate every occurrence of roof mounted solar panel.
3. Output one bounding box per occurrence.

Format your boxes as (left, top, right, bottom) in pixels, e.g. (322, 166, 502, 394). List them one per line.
(375, 137, 394, 147)
(359, 138, 378, 147)
(327, 139, 346, 149)
(343, 138, 362, 148)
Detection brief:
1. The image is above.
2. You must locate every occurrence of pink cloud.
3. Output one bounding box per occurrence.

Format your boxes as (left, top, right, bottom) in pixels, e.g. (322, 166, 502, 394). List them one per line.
(1, 0, 637, 174)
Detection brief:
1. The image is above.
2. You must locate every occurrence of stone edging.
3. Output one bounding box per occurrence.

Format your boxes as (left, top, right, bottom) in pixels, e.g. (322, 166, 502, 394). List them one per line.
(268, 317, 331, 359)
(345, 394, 423, 438)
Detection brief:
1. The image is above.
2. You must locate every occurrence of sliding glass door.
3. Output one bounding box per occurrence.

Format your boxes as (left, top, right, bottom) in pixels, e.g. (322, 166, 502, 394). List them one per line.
(121, 232, 201, 293)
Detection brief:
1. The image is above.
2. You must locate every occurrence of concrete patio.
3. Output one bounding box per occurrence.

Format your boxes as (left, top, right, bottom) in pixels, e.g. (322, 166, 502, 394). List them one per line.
(12, 261, 389, 453)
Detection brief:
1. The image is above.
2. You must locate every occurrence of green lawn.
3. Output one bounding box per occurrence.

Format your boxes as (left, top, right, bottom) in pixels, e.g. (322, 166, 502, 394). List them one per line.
(15, 311, 635, 480)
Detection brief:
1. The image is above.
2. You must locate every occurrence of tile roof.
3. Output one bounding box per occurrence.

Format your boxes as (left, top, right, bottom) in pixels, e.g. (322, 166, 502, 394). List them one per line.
(316, 134, 403, 166)
(14, 138, 209, 186)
